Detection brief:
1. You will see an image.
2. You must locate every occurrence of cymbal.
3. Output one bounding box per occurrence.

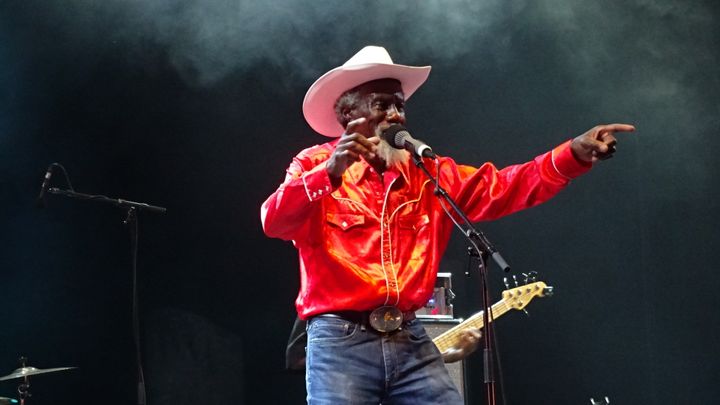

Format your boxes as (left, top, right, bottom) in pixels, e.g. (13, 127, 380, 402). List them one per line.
(0, 366, 76, 382)
(0, 397, 18, 405)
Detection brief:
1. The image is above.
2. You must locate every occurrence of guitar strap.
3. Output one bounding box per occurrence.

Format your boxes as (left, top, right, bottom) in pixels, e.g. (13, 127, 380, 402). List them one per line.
(285, 316, 307, 371)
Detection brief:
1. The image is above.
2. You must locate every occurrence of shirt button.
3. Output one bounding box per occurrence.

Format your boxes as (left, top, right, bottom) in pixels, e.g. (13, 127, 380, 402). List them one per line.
(318, 189, 323, 195)
(312, 192, 317, 198)
(341, 221, 348, 228)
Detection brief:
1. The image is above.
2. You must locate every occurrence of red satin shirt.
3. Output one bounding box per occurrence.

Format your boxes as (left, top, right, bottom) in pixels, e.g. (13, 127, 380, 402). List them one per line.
(261, 139, 590, 319)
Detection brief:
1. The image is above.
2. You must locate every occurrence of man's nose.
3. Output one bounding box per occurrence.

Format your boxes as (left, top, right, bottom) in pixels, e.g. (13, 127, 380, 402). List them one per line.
(385, 105, 404, 123)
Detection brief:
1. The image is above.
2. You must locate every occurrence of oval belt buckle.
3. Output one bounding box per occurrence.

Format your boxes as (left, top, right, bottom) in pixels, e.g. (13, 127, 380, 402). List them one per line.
(369, 305, 403, 332)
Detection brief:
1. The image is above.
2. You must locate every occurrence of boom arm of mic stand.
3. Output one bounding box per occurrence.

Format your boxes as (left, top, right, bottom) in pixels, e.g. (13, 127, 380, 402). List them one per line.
(47, 187, 167, 214)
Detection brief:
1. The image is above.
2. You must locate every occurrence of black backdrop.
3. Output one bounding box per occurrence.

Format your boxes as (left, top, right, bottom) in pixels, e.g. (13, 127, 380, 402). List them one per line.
(1, 1, 719, 404)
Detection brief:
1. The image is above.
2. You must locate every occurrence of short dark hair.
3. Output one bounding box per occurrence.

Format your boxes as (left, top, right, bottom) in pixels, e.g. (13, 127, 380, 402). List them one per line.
(334, 90, 361, 129)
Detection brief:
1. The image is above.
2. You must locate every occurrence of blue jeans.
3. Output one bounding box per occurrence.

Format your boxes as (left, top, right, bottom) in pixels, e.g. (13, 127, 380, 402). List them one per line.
(305, 315, 463, 404)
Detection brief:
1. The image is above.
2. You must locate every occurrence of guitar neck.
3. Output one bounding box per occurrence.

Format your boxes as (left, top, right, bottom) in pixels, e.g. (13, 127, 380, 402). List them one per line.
(432, 299, 513, 354)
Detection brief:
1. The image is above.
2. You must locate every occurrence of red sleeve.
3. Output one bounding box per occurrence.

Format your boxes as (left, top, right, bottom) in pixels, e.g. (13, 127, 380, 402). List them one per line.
(442, 140, 591, 222)
(260, 144, 336, 241)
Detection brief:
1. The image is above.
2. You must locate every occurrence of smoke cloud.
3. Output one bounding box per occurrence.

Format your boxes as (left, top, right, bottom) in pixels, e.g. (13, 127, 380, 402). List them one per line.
(1, 0, 717, 154)
(111, 0, 509, 86)
(5, 1, 718, 100)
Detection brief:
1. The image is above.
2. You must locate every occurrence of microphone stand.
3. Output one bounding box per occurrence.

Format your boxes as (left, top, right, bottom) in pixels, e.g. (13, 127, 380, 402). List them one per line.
(46, 186, 165, 405)
(412, 154, 509, 405)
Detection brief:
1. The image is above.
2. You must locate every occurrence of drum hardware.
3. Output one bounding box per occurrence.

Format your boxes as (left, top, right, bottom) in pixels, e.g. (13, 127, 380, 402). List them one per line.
(0, 357, 76, 405)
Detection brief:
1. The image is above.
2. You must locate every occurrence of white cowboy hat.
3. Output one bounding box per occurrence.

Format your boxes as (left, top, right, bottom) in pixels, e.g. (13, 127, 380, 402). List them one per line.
(302, 46, 431, 137)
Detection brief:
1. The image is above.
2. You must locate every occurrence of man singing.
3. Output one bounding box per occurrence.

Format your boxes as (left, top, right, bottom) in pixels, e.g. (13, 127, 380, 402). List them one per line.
(261, 45, 634, 404)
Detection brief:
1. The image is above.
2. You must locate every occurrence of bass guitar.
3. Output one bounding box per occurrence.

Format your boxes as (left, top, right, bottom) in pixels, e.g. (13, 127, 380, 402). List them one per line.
(433, 281, 553, 354)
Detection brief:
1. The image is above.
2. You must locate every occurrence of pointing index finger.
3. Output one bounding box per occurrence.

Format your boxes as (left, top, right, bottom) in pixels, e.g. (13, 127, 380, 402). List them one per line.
(602, 123, 636, 133)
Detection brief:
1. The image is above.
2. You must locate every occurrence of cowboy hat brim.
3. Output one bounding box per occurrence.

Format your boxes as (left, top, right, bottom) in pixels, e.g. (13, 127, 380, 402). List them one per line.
(303, 62, 431, 137)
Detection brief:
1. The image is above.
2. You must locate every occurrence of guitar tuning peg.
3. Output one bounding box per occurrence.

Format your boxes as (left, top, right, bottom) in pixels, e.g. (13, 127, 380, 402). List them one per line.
(528, 271, 538, 282)
(503, 277, 511, 289)
(521, 272, 529, 285)
(522, 308, 530, 317)
(512, 274, 519, 287)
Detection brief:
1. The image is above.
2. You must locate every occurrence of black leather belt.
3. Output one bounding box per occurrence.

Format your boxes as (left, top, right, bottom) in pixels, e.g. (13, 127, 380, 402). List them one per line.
(317, 306, 416, 333)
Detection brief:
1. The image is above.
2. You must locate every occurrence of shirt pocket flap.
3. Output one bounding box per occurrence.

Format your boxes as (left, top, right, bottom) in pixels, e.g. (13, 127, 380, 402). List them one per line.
(326, 213, 365, 231)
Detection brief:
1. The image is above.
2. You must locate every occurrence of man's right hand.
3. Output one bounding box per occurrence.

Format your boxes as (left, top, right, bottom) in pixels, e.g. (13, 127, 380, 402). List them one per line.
(326, 117, 379, 181)
(442, 328, 482, 363)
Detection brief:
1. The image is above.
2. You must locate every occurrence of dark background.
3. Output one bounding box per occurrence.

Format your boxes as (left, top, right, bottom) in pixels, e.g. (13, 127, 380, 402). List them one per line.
(1, 1, 719, 404)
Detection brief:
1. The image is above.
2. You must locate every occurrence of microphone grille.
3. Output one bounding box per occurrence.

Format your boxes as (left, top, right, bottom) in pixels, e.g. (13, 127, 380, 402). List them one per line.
(381, 124, 409, 149)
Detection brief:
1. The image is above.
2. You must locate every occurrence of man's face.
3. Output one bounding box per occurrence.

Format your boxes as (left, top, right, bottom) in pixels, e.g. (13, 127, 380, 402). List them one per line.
(348, 78, 406, 138)
(345, 79, 409, 167)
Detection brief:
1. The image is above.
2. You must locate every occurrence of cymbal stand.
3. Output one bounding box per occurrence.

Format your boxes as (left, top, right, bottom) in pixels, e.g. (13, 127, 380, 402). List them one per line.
(17, 379, 29, 405)
(16, 358, 29, 405)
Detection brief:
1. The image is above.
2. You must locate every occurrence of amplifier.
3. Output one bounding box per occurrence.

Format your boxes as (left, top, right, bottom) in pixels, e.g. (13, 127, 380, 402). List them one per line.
(420, 319, 467, 403)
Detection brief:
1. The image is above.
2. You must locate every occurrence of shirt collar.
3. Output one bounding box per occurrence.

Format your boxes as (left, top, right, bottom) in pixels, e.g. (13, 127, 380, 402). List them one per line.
(343, 154, 411, 187)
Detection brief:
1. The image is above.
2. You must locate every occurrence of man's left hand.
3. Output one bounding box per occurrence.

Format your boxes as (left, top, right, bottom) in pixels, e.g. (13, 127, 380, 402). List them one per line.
(571, 123, 636, 163)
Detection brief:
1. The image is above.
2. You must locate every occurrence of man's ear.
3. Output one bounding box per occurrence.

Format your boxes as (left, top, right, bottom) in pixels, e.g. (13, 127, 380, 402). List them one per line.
(341, 106, 354, 123)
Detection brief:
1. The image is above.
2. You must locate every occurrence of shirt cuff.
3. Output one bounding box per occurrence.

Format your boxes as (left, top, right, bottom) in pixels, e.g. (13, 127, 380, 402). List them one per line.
(301, 162, 334, 202)
(551, 140, 592, 180)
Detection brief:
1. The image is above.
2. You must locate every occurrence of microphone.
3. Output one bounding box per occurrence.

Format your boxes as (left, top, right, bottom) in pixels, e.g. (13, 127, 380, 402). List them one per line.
(36, 164, 55, 207)
(381, 124, 436, 159)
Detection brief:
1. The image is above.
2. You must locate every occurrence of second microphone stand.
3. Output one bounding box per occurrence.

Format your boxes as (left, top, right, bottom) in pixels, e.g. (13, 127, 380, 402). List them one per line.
(44, 168, 165, 405)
